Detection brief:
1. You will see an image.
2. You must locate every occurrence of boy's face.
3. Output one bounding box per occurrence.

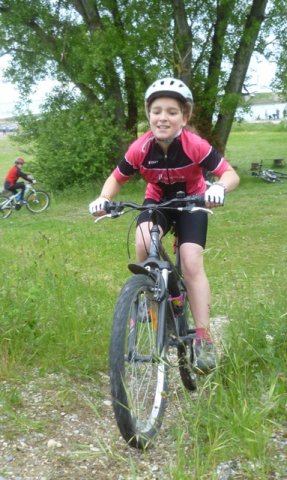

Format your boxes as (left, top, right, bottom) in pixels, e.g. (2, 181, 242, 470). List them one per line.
(148, 97, 188, 142)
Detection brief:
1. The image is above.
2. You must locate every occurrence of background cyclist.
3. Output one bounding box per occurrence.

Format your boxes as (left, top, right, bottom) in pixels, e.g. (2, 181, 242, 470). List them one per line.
(3, 157, 35, 204)
(89, 77, 240, 373)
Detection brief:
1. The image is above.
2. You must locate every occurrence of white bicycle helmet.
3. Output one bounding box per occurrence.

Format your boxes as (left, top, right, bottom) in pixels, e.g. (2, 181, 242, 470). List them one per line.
(145, 77, 193, 106)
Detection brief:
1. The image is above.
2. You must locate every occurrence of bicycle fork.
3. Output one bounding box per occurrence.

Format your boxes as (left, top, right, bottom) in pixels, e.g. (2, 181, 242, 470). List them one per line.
(152, 267, 169, 356)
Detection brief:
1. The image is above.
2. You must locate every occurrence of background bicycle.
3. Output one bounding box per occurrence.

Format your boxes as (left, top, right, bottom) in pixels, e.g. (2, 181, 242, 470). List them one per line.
(96, 194, 212, 449)
(0, 182, 50, 219)
(251, 161, 287, 183)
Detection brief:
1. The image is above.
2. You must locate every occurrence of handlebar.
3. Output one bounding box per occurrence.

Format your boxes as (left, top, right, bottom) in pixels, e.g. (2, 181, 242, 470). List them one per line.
(94, 193, 213, 223)
(106, 194, 205, 214)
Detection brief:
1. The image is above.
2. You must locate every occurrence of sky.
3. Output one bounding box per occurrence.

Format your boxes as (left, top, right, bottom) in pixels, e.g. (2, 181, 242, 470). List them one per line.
(0, 54, 277, 119)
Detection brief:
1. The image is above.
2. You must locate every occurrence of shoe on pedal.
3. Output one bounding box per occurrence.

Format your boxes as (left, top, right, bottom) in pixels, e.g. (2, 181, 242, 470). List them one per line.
(193, 339, 216, 374)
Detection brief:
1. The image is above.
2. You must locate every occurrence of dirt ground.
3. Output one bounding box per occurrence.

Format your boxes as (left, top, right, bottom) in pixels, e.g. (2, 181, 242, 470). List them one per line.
(0, 319, 286, 480)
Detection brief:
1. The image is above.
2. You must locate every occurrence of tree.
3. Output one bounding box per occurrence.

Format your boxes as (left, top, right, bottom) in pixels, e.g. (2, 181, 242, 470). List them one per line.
(266, 0, 287, 95)
(0, 0, 285, 188)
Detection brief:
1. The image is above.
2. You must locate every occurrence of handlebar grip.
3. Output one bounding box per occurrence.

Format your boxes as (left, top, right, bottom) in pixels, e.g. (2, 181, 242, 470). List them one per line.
(189, 194, 206, 206)
(104, 201, 112, 214)
(165, 194, 206, 208)
(104, 201, 123, 214)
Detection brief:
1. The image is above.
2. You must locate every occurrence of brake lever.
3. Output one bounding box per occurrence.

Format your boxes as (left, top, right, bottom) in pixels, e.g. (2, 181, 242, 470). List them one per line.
(185, 206, 213, 215)
(94, 211, 124, 223)
(94, 214, 111, 223)
(192, 206, 213, 214)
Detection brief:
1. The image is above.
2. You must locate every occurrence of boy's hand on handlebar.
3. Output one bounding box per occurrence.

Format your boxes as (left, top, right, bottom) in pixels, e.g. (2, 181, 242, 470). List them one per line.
(89, 197, 110, 216)
(204, 183, 225, 207)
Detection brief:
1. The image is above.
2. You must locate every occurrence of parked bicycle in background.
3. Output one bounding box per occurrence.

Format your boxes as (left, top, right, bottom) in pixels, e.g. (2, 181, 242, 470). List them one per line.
(251, 161, 287, 183)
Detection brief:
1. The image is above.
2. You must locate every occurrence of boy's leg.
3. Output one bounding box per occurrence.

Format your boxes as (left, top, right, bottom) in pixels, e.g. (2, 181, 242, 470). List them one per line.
(178, 211, 216, 373)
(14, 182, 25, 201)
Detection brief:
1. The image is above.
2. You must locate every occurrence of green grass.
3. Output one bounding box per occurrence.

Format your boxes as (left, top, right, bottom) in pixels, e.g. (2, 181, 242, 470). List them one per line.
(0, 126, 287, 478)
(226, 121, 287, 170)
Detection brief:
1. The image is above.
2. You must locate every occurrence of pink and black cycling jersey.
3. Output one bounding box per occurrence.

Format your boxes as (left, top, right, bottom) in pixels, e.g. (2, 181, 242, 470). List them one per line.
(113, 129, 230, 201)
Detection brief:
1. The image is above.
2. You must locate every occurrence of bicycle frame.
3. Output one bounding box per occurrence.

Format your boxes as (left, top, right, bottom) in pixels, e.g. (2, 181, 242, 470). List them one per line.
(1, 183, 36, 206)
(104, 194, 213, 448)
(128, 212, 175, 355)
(251, 161, 287, 182)
(23, 183, 37, 197)
(103, 195, 211, 355)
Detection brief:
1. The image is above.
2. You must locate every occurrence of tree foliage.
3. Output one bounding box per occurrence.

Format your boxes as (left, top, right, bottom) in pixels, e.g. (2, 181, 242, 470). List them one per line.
(0, 0, 286, 189)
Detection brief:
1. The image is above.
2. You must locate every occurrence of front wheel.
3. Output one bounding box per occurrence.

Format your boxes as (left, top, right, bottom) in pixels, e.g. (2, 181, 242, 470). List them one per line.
(26, 190, 50, 213)
(0, 195, 13, 219)
(177, 298, 197, 391)
(109, 274, 168, 449)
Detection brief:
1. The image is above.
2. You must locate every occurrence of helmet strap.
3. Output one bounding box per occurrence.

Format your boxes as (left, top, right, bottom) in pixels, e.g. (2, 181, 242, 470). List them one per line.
(155, 128, 182, 144)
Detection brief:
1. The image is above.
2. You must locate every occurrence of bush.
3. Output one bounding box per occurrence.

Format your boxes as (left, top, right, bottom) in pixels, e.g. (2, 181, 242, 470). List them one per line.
(17, 93, 131, 191)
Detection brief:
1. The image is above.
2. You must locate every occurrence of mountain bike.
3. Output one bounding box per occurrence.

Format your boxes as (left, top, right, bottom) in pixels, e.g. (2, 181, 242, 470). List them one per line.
(0, 182, 50, 219)
(251, 161, 287, 183)
(95, 193, 213, 449)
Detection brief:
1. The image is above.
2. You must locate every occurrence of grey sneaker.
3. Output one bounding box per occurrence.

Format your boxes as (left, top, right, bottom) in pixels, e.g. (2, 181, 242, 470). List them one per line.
(193, 340, 216, 374)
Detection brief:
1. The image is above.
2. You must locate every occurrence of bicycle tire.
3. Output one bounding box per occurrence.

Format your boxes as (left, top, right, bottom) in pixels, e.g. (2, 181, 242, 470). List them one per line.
(177, 297, 197, 391)
(272, 171, 287, 179)
(109, 274, 168, 449)
(26, 190, 50, 213)
(261, 171, 280, 183)
(0, 195, 13, 219)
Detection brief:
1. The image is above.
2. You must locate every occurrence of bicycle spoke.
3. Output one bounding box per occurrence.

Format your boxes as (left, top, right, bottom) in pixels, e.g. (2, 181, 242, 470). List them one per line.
(0, 196, 13, 219)
(26, 190, 50, 213)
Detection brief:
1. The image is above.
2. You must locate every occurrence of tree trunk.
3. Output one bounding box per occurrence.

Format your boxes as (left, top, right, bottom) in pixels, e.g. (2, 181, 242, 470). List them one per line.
(213, 0, 269, 152)
(172, 0, 193, 86)
(193, 0, 236, 143)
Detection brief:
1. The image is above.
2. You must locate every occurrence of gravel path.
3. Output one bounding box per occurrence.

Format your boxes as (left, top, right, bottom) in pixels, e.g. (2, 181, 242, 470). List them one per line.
(0, 369, 195, 480)
(0, 317, 286, 480)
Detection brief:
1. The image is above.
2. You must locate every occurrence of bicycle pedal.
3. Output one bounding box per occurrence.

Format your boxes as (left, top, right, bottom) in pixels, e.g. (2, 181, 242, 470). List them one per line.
(187, 328, 196, 335)
(168, 336, 180, 347)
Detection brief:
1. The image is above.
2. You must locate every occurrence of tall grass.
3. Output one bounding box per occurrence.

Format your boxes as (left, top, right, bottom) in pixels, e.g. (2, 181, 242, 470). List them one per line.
(0, 126, 286, 477)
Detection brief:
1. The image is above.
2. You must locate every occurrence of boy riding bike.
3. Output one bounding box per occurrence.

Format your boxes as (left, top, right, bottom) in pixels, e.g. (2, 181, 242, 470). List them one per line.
(3, 157, 35, 204)
(89, 77, 240, 373)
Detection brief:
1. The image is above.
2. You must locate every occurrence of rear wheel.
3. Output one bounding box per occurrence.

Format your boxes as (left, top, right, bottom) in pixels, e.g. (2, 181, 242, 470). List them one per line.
(273, 171, 287, 179)
(26, 190, 50, 213)
(109, 274, 168, 449)
(0, 195, 13, 219)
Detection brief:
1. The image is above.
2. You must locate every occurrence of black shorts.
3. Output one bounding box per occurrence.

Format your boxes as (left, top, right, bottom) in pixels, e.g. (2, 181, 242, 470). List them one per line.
(136, 198, 208, 248)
